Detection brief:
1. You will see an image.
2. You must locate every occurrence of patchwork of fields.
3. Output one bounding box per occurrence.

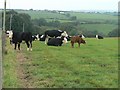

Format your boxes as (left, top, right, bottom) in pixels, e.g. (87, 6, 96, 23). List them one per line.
(3, 37, 118, 88)
(16, 10, 118, 36)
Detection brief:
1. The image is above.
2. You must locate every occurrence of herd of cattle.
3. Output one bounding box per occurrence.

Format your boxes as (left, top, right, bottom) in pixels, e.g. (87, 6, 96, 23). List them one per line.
(5, 30, 103, 51)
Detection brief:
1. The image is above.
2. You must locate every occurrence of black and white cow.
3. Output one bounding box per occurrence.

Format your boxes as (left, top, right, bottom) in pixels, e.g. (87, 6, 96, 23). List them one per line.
(66, 35, 72, 41)
(36, 34, 46, 41)
(32, 35, 37, 41)
(79, 34, 85, 38)
(11, 31, 33, 51)
(44, 30, 68, 44)
(96, 35, 104, 39)
(47, 36, 67, 46)
(5, 30, 13, 39)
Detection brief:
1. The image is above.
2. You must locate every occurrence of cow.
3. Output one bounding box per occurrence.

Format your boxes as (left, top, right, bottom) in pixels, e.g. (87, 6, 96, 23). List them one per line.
(11, 31, 33, 51)
(79, 34, 85, 38)
(32, 35, 37, 41)
(66, 35, 71, 41)
(35, 34, 46, 41)
(96, 35, 104, 39)
(70, 35, 86, 48)
(47, 36, 67, 46)
(44, 30, 68, 44)
(5, 30, 14, 44)
(5, 30, 13, 39)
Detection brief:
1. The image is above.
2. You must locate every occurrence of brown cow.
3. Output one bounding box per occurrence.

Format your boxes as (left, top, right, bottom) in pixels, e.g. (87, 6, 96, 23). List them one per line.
(70, 36, 86, 48)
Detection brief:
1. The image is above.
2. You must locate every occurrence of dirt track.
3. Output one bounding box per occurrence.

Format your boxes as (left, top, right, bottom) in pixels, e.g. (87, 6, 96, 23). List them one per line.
(16, 50, 33, 88)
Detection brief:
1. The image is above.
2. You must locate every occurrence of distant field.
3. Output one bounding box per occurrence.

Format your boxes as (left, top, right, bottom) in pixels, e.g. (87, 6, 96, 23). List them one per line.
(3, 37, 118, 88)
(16, 10, 117, 23)
(80, 24, 117, 35)
(70, 12, 117, 22)
(16, 10, 69, 20)
(0, 10, 117, 23)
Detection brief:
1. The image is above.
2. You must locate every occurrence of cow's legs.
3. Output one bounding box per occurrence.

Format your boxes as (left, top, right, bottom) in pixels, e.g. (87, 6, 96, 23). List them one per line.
(71, 42, 74, 48)
(18, 43, 20, 50)
(29, 41, 32, 51)
(25, 41, 30, 51)
(14, 43, 17, 50)
(45, 37, 48, 44)
(78, 42, 80, 48)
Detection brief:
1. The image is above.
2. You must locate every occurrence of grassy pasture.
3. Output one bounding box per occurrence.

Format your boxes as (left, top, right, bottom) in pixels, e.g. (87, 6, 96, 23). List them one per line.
(16, 10, 117, 23)
(3, 37, 118, 88)
(17, 10, 69, 20)
(69, 12, 117, 22)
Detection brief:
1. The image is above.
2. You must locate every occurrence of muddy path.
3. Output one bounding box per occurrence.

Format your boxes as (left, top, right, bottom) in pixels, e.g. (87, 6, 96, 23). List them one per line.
(16, 50, 33, 88)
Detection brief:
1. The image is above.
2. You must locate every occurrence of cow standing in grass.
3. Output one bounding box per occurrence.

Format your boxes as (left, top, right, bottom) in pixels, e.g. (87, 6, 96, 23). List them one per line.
(44, 30, 68, 44)
(11, 31, 33, 51)
(70, 35, 86, 48)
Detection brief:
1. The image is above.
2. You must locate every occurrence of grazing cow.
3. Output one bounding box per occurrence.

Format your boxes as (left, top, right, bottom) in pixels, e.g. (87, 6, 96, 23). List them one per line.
(11, 31, 33, 51)
(32, 35, 37, 41)
(35, 34, 46, 41)
(66, 35, 71, 41)
(96, 35, 104, 39)
(47, 36, 67, 46)
(40, 35, 46, 41)
(71, 36, 86, 48)
(44, 30, 68, 44)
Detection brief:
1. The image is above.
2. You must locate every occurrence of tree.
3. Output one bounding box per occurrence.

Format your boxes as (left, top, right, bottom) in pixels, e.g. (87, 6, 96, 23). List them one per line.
(5, 10, 34, 32)
(33, 18, 47, 26)
(60, 22, 76, 35)
(108, 28, 119, 37)
(48, 20, 60, 27)
(70, 16, 77, 20)
(65, 13, 70, 17)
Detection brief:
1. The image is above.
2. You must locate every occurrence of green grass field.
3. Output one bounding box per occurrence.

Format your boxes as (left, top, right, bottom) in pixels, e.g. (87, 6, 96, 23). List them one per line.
(3, 37, 118, 88)
(80, 24, 117, 35)
(17, 10, 69, 20)
(16, 10, 117, 23)
(70, 12, 117, 22)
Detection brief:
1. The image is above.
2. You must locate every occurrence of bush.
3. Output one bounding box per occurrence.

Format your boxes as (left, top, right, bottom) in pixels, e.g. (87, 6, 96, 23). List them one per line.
(108, 28, 119, 37)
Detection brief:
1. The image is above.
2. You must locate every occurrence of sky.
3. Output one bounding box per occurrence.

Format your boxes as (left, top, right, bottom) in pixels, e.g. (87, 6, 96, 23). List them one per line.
(0, 0, 119, 11)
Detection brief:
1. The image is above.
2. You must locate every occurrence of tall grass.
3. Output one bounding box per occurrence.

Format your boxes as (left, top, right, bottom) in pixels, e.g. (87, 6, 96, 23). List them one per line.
(3, 38, 19, 88)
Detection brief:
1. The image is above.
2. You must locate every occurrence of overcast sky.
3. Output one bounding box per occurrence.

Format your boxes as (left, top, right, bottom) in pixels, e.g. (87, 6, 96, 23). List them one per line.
(0, 0, 119, 11)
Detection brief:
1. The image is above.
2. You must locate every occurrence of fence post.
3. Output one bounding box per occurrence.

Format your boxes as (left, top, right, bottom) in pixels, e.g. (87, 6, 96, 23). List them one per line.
(0, 29, 2, 90)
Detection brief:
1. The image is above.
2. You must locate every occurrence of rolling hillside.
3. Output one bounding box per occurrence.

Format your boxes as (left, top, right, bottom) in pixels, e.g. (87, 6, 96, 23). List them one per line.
(16, 10, 118, 36)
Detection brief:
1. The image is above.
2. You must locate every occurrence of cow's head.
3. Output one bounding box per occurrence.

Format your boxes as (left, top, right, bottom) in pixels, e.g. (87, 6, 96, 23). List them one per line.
(61, 31, 68, 37)
(61, 36, 68, 44)
(81, 38, 86, 44)
(96, 35, 98, 38)
(36, 34, 40, 40)
(6, 30, 13, 39)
